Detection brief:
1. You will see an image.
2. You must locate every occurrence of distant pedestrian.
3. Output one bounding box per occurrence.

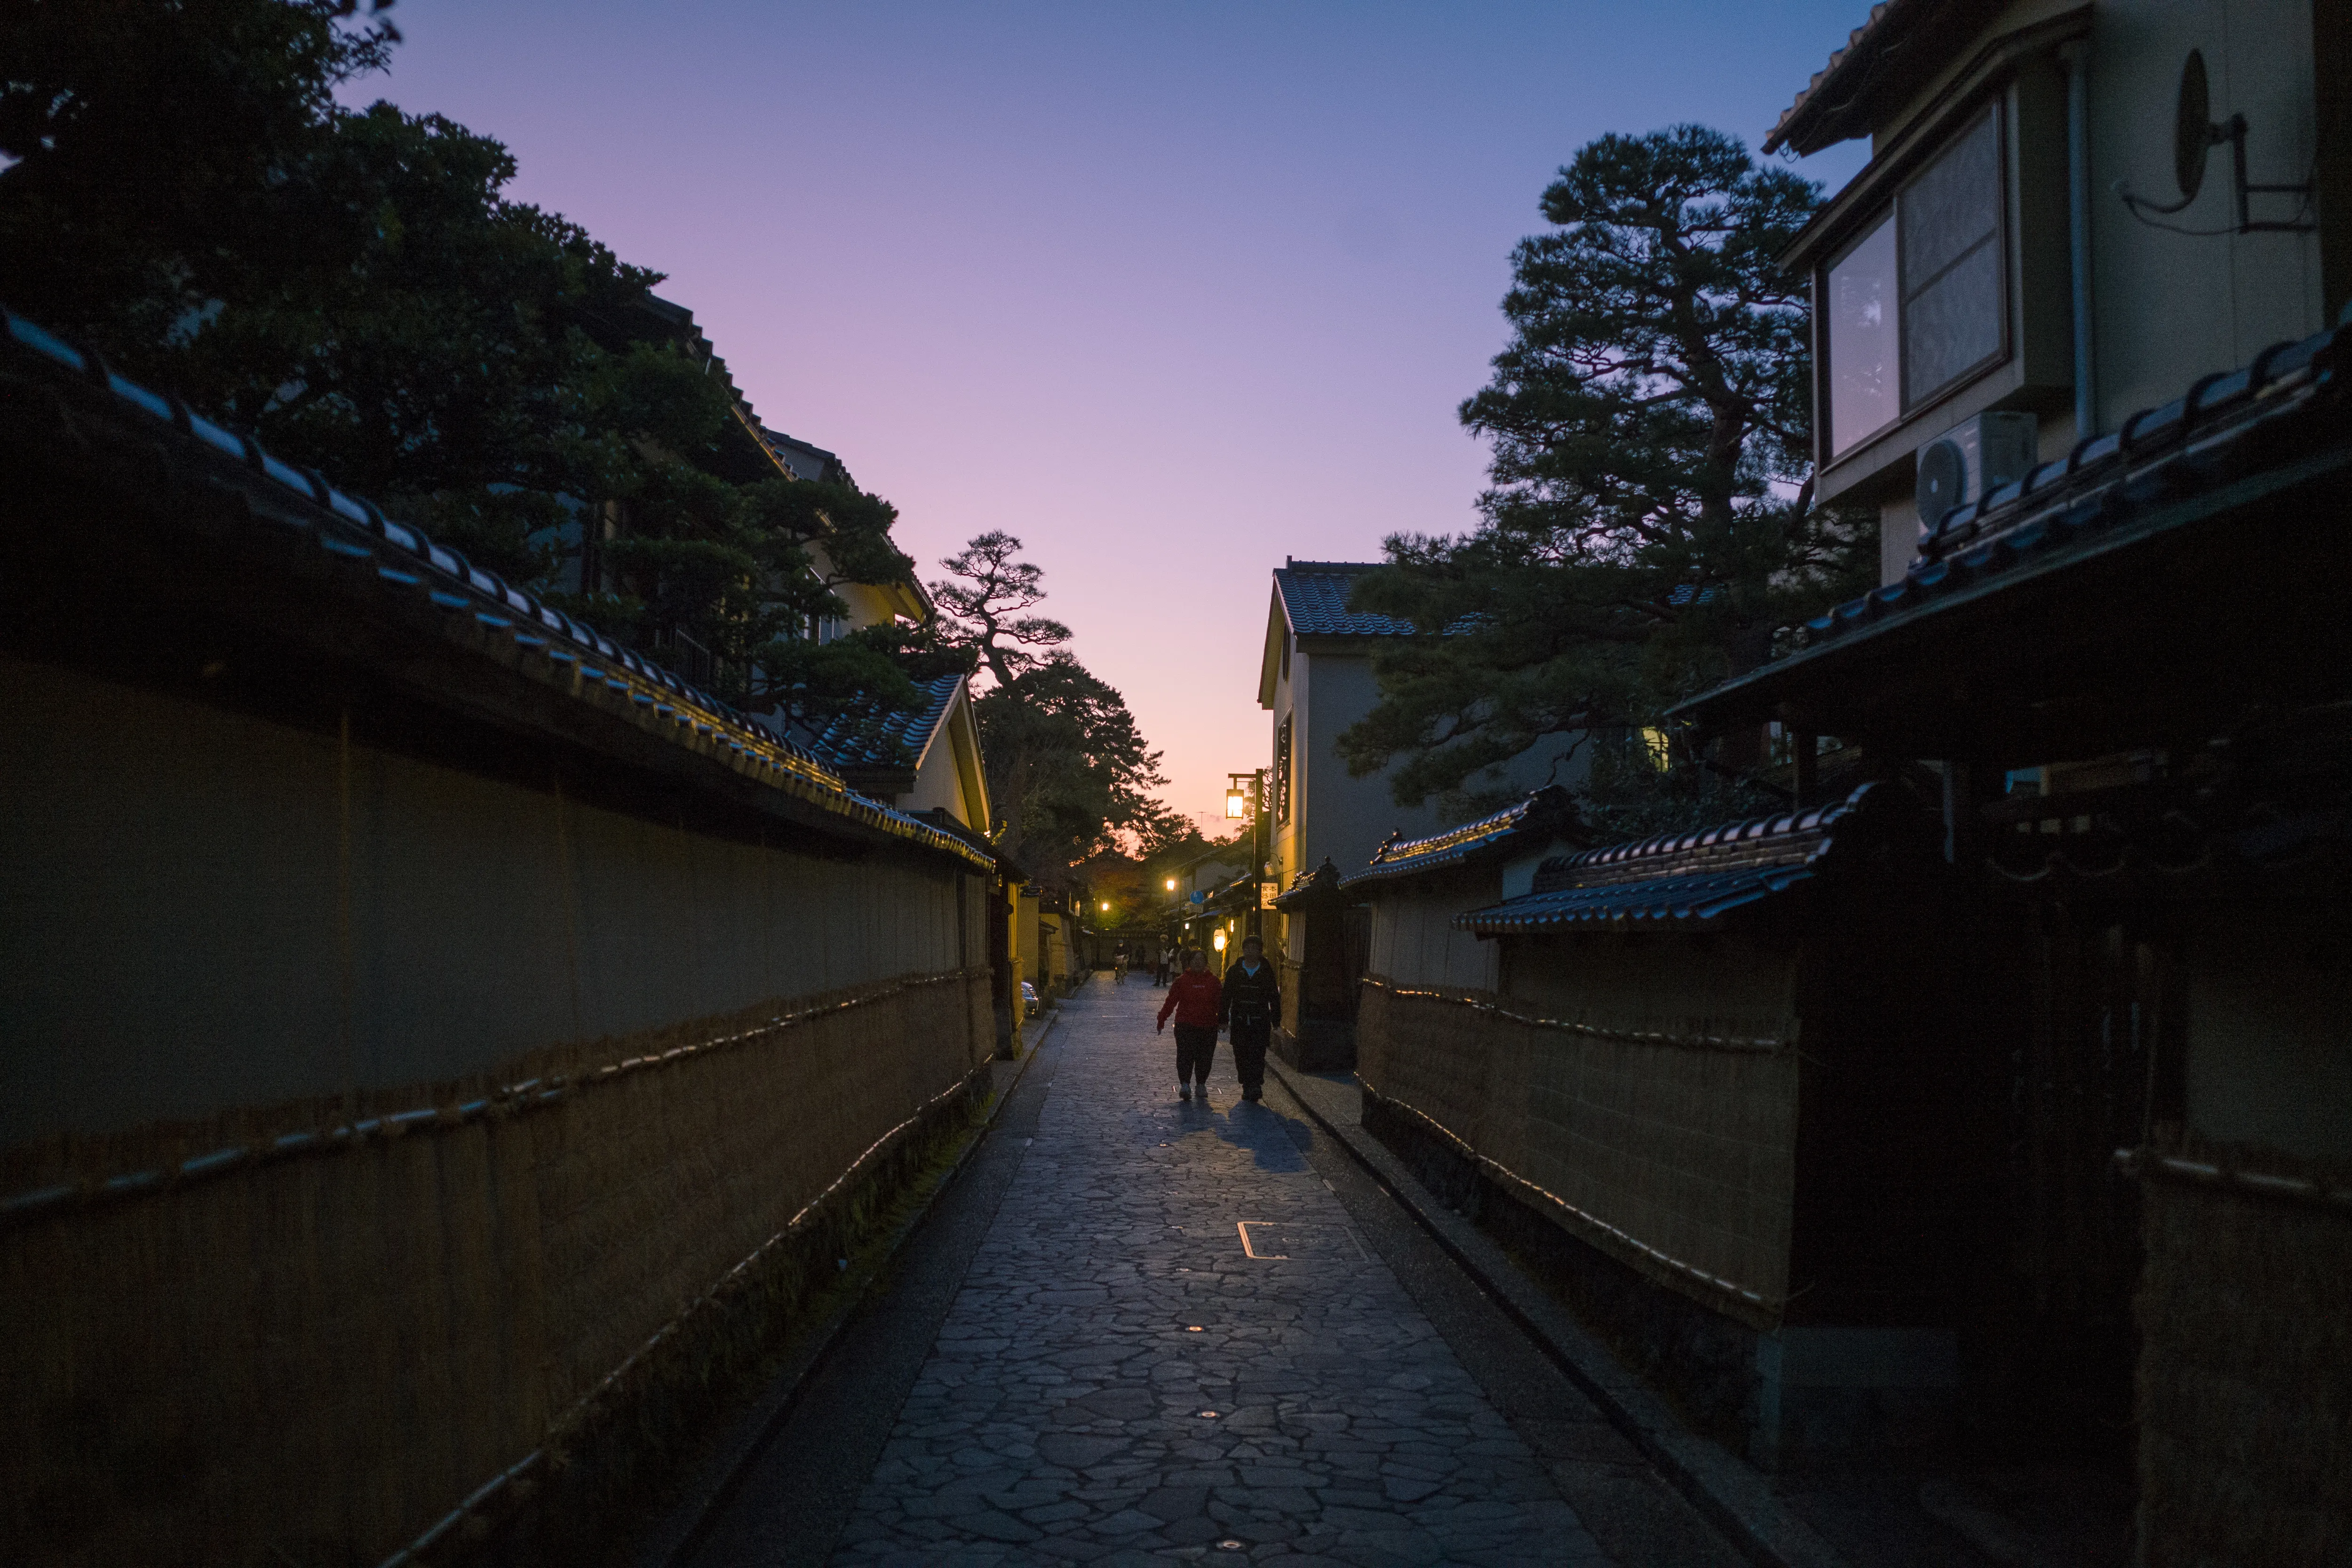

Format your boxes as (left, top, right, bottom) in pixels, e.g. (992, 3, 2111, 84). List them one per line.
(1219, 934, 1281, 1103)
(1114, 942, 1129, 984)
(1156, 949, 1220, 1101)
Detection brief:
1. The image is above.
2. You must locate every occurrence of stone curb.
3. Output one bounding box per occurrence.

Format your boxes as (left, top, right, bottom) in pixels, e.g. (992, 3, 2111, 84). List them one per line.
(1265, 1056, 1849, 1568)
(636, 1020, 1054, 1568)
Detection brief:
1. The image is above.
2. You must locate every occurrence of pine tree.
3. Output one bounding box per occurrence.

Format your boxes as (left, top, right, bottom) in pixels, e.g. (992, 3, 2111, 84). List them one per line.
(1337, 125, 1874, 825)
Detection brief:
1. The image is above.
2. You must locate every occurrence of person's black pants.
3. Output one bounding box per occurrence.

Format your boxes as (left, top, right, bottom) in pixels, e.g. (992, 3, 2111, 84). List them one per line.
(1229, 1023, 1270, 1095)
(1172, 1025, 1216, 1085)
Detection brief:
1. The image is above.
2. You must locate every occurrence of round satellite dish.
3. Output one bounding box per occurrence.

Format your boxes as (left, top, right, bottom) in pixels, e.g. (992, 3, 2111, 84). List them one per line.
(2175, 50, 2212, 202)
(1916, 438, 1965, 532)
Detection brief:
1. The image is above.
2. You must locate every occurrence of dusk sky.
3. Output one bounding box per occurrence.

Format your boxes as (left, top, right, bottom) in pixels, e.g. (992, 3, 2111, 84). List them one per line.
(354, 2, 1870, 833)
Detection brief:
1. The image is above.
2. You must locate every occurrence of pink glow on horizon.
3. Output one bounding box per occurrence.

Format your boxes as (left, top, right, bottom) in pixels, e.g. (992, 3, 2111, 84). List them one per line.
(353, 3, 1865, 836)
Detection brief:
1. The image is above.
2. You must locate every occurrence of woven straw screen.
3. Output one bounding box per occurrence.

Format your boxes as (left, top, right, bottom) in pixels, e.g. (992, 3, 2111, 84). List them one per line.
(2135, 1139, 2352, 1568)
(1, 969, 990, 1568)
(1357, 971, 1800, 1323)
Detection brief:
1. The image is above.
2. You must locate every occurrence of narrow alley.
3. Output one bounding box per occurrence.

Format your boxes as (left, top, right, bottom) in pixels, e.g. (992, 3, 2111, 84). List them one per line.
(681, 975, 1747, 1568)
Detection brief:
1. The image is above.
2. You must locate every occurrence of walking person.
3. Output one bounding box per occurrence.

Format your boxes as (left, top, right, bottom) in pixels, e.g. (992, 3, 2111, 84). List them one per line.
(1219, 933, 1281, 1104)
(1156, 948, 1220, 1101)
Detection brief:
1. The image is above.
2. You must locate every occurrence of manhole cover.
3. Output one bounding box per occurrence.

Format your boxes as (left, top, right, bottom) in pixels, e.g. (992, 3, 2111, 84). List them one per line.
(1236, 1220, 1366, 1261)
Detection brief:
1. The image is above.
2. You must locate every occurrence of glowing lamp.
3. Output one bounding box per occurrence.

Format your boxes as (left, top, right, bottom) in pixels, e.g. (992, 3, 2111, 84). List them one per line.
(1212, 929, 1227, 952)
(1101, 901, 1111, 912)
(1165, 877, 1177, 891)
(1224, 788, 1247, 819)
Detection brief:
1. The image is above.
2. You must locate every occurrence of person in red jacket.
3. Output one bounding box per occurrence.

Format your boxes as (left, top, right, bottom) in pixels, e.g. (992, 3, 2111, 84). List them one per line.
(1156, 948, 1222, 1100)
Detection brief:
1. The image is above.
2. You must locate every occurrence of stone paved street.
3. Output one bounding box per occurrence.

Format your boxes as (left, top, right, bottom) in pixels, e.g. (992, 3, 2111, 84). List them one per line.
(824, 976, 1607, 1567)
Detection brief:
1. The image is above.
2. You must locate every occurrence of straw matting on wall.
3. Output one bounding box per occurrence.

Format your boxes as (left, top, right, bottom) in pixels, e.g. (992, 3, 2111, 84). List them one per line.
(1357, 975, 1799, 1325)
(2, 968, 990, 1568)
(2135, 1138, 2352, 1568)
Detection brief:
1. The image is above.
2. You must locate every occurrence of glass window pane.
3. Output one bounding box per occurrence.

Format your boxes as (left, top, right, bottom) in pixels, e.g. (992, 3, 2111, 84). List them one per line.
(1904, 239, 2003, 405)
(1827, 217, 1899, 456)
(1900, 107, 2003, 405)
(1902, 110, 2000, 289)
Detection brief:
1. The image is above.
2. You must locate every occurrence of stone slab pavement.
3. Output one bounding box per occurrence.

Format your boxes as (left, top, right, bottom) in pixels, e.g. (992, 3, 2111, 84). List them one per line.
(681, 974, 1747, 1567)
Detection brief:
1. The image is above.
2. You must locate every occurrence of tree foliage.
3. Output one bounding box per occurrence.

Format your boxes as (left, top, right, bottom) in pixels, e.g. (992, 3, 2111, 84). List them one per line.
(1337, 125, 1874, 823)
(929, 531, 1074, 687)
(0, 0, 925, 717)
(930, 534, 1176, 877)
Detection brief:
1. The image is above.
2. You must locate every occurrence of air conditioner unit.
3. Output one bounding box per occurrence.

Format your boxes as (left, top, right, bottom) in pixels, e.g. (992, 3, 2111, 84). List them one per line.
(1916, 412, 2038, 532)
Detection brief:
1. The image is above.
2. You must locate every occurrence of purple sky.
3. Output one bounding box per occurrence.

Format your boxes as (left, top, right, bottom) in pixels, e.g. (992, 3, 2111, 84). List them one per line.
(354, 2, 1868, 832)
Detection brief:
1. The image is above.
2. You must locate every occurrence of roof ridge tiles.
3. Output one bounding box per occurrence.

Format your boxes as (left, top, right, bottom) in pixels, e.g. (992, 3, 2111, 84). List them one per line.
(1338, 786, 1581, 890)
(0, 303, 992, 874)
(1458, 783, 1906, 931)
(1679, 318, 2348, 717)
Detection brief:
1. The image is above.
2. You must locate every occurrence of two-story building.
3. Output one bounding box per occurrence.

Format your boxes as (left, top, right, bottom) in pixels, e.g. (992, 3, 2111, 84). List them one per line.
(1671, 4, 2349, 1560)
(1772, 0, 2341, 585)
(1258, 559, 1581, 1064)
(743, 426, 990, 836)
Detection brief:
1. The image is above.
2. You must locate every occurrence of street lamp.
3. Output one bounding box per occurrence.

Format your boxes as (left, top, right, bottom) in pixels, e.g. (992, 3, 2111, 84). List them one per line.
(1213, 929, 1227, 952)
(1165, 877, 1177, 891)
(1224, 785, 1248, 819)
(1100, 901, 1111, 913)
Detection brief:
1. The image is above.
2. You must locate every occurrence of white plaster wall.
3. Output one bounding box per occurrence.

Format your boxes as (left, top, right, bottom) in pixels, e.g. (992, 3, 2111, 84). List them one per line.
(898, 701, 985, 830)
(1873, 0, 2324, 423)
(2085, 0, 2325, 422)
(2185, 909, 2352, 1163)
(1367, 878, 1502, 994)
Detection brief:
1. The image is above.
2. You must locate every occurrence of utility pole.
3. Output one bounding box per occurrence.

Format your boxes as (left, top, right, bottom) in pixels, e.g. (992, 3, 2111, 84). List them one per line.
(1226, 768, 1269, 939)
(1248, 767, 1266, 939)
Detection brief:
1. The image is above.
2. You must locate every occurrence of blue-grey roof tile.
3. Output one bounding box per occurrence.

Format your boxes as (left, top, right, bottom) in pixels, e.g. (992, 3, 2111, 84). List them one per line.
(1273, 561, 1416, 637)
(1340, 785, 1582, 890)
(1675, 313, 2351, 728)
(0, 302, 992, 873)
(787, 670, 963, 772)
(1454, 783, 1901, 932)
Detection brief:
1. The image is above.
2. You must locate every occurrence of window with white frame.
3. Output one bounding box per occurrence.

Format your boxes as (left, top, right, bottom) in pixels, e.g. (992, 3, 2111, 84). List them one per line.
(1823, 105, 2007, 458)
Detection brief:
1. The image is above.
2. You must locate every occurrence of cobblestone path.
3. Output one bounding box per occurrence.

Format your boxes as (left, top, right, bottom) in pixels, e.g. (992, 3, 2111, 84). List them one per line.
(828, 977, 1609, 1567)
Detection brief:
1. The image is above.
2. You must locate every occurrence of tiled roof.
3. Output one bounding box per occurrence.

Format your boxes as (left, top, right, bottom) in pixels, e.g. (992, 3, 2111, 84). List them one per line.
(1273, 561, 1417, 637)
(1270, 857, 1343, 912)
(1765, 2, 1899, 153)
(0, 305, 993, 873)
(1764, 0, 2006, 156)
(1454, 783, 1900, 932)
(1195, 874, 1261, 913)
(1672, 314, 2352, 733)
(1340, 786, 1582, 891)
(787, 670, 962, 774)
(758, 425, 850, 486)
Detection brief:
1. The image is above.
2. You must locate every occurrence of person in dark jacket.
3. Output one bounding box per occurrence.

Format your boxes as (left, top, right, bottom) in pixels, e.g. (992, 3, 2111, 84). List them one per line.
(1156, 948, 1221, 1100)
(1218, 933, 1282, 1102)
